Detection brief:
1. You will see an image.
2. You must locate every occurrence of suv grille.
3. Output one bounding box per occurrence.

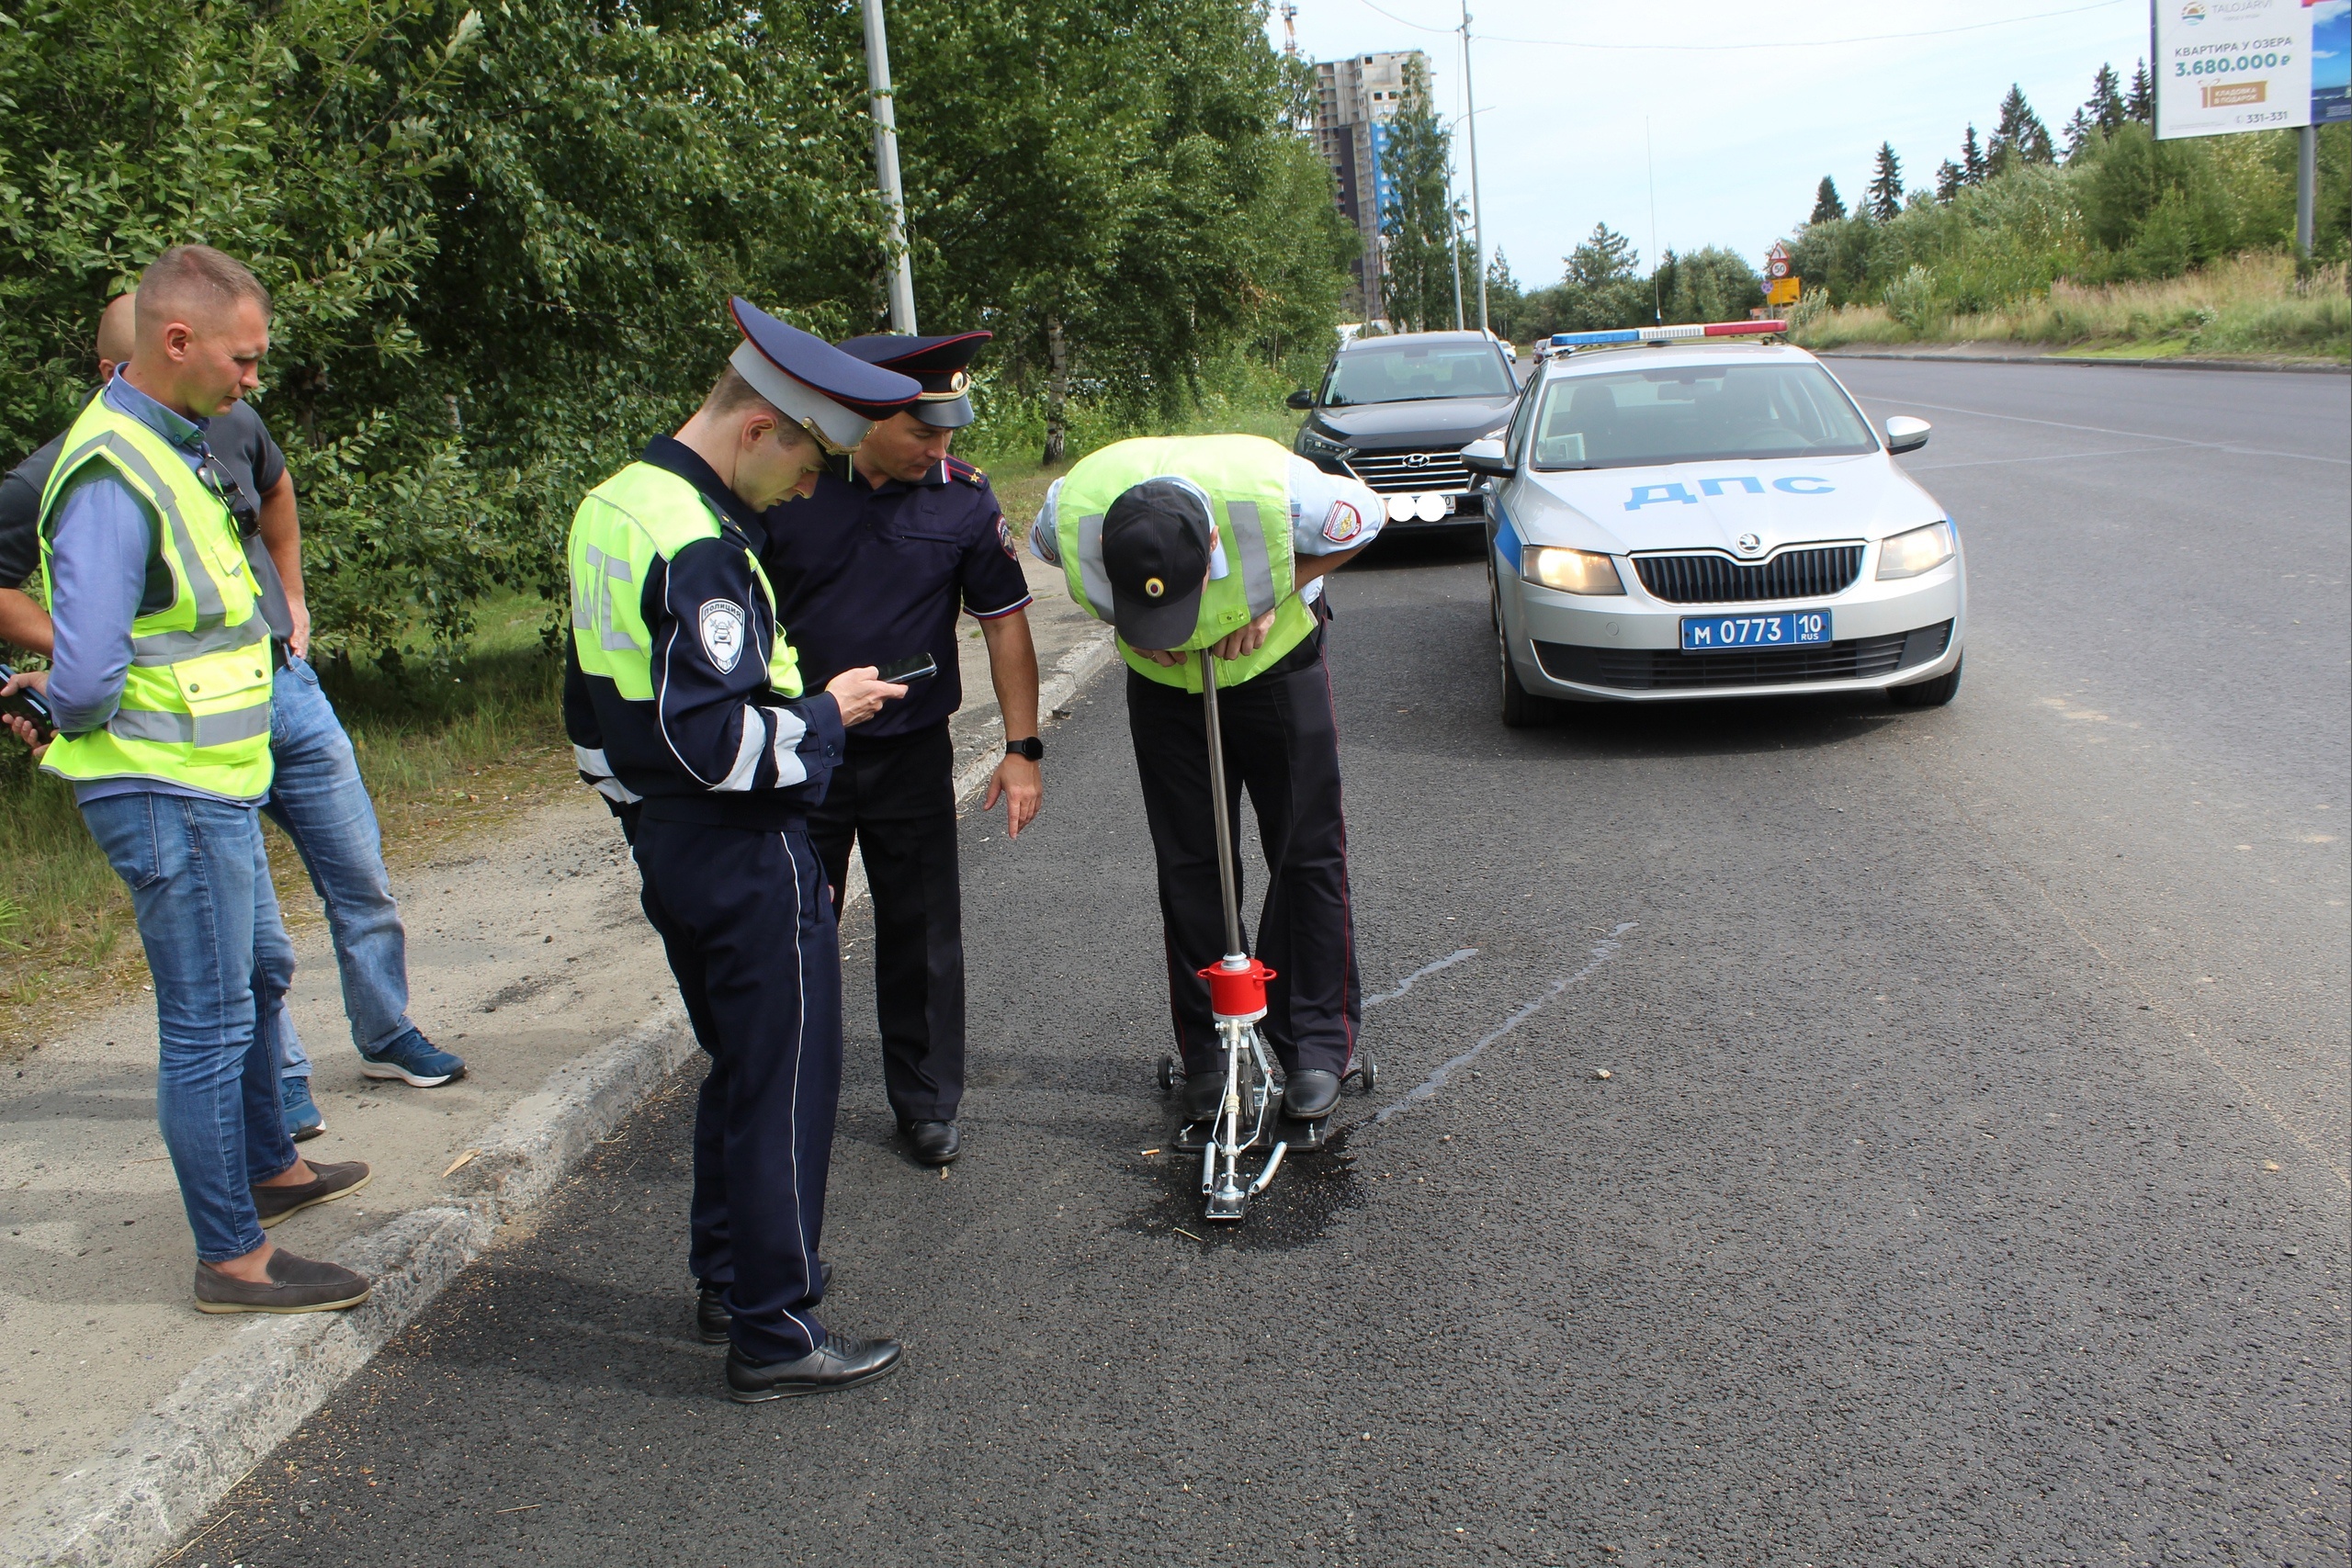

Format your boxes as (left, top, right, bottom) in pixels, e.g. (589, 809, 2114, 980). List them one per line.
(1632, 545, 1863, 604)
(1345, 449, 1474, 494)
(1535, 621, 1951, 692)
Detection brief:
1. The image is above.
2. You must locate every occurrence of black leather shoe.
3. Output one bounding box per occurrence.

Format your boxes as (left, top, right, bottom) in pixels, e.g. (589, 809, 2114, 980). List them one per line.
(726, 1335, 902, 1401)
(901, 1120, 961, 1166)
(1283, 1068, 1341, 1122)
(1182, 1069, 1227, 1125)
(697, 1265, 832, 1345)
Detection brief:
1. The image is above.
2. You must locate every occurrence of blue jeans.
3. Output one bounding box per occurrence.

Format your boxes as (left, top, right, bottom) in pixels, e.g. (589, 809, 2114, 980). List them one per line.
(259, 655, 419, 1075)
(82, 793, 300, 1263)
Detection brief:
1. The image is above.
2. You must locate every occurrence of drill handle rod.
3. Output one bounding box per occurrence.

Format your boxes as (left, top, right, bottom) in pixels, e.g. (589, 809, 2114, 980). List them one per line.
(1199, 649, 1248, 966)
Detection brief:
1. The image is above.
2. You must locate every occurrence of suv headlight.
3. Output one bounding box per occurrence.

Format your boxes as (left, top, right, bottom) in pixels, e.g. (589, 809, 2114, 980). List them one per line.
(1522, 546, 1625, 595)
(1298, 428, 1354, 461)
(1876, 520, 1954, 580)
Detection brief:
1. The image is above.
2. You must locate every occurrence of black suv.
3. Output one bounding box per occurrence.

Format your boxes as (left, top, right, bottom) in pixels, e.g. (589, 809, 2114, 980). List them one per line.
(1288, 330, 1521, 532)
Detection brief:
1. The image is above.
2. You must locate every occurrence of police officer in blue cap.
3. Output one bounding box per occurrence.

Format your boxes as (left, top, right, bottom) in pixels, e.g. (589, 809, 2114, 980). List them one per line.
(564, 299, 922, 1401)
(759, 331, 1039, 1169)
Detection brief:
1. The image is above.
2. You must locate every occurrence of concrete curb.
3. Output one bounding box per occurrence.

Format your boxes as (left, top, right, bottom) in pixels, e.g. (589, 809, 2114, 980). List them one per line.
(1818, 347, 2349, 375)
(0, 1006, 697, 1568)
(0, 624, 1119, 1568)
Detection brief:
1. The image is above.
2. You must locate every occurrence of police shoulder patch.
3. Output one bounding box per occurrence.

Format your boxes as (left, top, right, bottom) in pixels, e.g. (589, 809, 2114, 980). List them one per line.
(995, 513, 1018, 560)
(697, 599, 748, 674)
(1321, 501, 1366, 545)
(944, 457, 988, 489)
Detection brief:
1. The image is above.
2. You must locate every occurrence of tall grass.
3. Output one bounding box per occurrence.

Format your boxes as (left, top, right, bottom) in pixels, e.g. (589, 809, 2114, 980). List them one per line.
(1792, 255, 2351, 360)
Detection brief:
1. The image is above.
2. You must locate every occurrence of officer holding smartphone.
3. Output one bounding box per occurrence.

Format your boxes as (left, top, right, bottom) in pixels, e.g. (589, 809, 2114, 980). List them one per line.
(758, 331, 1040, 1168)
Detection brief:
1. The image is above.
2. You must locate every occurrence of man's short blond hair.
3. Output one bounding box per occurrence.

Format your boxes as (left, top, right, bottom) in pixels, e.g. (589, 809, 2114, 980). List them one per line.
(699, 366, 786, 423)
(135, 244, 272, 325)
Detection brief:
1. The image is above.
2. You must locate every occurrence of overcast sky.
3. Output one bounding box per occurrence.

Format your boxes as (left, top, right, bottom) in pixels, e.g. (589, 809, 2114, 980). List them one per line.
(1275, 0, 2154, 289)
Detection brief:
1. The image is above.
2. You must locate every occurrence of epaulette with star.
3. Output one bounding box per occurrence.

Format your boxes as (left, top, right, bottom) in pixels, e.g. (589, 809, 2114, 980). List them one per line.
(944, 456, 989, 489)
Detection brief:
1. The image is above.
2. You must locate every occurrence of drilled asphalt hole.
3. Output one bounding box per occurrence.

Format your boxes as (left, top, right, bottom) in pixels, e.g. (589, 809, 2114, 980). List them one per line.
(1123, 1119, 1366, 1252)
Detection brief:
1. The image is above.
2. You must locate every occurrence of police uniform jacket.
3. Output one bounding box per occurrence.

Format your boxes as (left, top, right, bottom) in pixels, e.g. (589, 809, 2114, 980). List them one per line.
(563, 435, 845, 829)
(760, 456, 1031, 742)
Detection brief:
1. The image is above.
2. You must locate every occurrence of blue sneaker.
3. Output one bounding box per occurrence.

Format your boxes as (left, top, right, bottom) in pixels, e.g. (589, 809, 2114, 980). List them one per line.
(281, 1076, 325, 1142)
(358, 1028, 467, 1088)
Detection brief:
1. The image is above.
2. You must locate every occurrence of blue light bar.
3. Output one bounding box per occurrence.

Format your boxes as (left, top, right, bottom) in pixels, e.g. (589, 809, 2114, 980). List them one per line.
(1552, 321, 1787, 348)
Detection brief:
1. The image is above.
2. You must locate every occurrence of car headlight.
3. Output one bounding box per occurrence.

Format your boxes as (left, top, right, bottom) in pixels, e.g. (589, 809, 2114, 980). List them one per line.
(1298, 428, 1354, 461)
(1521, 546, 1625, 595)
(1876, 520, 1955, 580)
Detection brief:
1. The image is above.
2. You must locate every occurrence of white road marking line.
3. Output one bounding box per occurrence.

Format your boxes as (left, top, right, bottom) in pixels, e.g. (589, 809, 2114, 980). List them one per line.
(1363, 947, 1478, 1010)
(1372, 923, 1637, 1126)
(1865, 395, 2352, 467)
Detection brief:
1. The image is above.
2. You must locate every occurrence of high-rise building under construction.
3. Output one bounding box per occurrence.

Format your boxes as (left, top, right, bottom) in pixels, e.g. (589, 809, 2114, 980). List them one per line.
(1312, 51, 1427, 324)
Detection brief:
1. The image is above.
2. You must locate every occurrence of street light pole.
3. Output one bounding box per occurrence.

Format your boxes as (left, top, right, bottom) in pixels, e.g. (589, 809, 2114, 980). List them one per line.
(2296, 124, 2316, 262)
(861, 0, 918, 333)
(1451, 198, 1466, 331)
(1459, 1, 1488, 334)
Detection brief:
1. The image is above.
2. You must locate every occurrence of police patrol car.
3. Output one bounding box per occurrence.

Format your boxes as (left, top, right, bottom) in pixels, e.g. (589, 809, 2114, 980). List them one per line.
(1463, 321, 1965, 727)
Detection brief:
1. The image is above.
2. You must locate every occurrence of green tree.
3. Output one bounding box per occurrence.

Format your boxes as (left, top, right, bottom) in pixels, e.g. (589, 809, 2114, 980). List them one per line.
(1810, 177, 1847, 223)
(1988, 85, 2055, 175)
(2126, 61, 2155, 125)
(2064, 64, 2129, 157)
(1653, 247, 1763, 324)
(888, 0, 1351, 458)
(1374, 55, 1459, 333)
(1962, 125, 1988, 185)
(1868, 143, 1905, 220)
(1485, 249, 1527, 341)
(1555, 224, 1651, 331)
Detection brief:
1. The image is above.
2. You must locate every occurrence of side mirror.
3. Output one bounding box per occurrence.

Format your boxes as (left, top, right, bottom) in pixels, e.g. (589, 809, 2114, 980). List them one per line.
(1285, 389, 1315, 411)
(1884, 415, 1931, 455)
(1460, 436, 1512, 477)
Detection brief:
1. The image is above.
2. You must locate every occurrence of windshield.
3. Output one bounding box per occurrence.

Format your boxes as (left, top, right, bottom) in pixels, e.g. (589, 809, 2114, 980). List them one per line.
(1322, 342, 1515, 406)
(1530, 362, 1878, 469)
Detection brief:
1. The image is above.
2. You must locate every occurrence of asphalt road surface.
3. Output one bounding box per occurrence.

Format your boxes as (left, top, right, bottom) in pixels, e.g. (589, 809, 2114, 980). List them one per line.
(188, 362, 2347, 1568)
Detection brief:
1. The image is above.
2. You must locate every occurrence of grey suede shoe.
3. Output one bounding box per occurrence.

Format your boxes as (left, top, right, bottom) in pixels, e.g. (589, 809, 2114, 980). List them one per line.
(194, 1248, 372, 1314)
(252, 1159, 370, 1227)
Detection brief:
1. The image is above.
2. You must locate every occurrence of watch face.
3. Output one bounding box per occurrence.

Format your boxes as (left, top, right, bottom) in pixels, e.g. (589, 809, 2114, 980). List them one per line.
(1010, 738, 1043, 761)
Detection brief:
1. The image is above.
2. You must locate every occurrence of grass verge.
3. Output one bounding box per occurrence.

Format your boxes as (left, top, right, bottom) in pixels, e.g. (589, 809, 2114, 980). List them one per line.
(1792, 254, 2351, 362)
(0, 593, 572, 1057)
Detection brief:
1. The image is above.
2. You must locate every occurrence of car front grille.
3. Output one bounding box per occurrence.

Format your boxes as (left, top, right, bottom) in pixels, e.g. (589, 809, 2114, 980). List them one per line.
(1534, 621, 1951, 692)
(1631, 545, 1863, 604)
(1344, 449, 1475, 494)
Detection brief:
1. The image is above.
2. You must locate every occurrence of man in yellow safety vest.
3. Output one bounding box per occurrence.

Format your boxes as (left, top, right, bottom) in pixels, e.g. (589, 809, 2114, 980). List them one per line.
(1, 245, 373, 1314)
(1031, 434, 1384, 1138)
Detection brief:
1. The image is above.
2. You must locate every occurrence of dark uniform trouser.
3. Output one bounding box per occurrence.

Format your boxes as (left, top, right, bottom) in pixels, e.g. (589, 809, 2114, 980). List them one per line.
(808, 721, 965, 1124)
(1125, 632, 1362, 1079)
(632, 817, 839, 1364)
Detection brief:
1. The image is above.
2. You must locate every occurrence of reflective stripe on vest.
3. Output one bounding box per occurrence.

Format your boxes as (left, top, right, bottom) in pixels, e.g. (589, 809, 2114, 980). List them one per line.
(33, 398, 274, 802)
(1054, 434, 1316, 693)
(566, 462, 802, 704)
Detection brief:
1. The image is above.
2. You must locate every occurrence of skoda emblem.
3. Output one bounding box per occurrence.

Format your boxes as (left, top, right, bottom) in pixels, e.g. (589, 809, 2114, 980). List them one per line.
(1736, 533, 1764, 556)
(1144, 576, 1165, 598)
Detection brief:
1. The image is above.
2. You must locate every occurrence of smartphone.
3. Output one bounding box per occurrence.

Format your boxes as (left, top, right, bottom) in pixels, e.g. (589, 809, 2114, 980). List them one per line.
(0, 662, 54, 735)
(876, 653, 938, 685)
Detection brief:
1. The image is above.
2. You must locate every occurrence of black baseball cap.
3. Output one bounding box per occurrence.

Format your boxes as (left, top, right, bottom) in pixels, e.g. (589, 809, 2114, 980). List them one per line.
(1101, 479, 1214, 650)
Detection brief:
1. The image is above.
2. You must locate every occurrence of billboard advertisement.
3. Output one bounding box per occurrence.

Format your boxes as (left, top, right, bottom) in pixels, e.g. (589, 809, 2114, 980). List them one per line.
(2154, 0, 2352, 136)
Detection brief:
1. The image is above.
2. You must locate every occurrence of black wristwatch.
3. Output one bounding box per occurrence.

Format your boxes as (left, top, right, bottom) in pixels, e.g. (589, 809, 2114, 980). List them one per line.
(1006, 737, 1044, 761)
